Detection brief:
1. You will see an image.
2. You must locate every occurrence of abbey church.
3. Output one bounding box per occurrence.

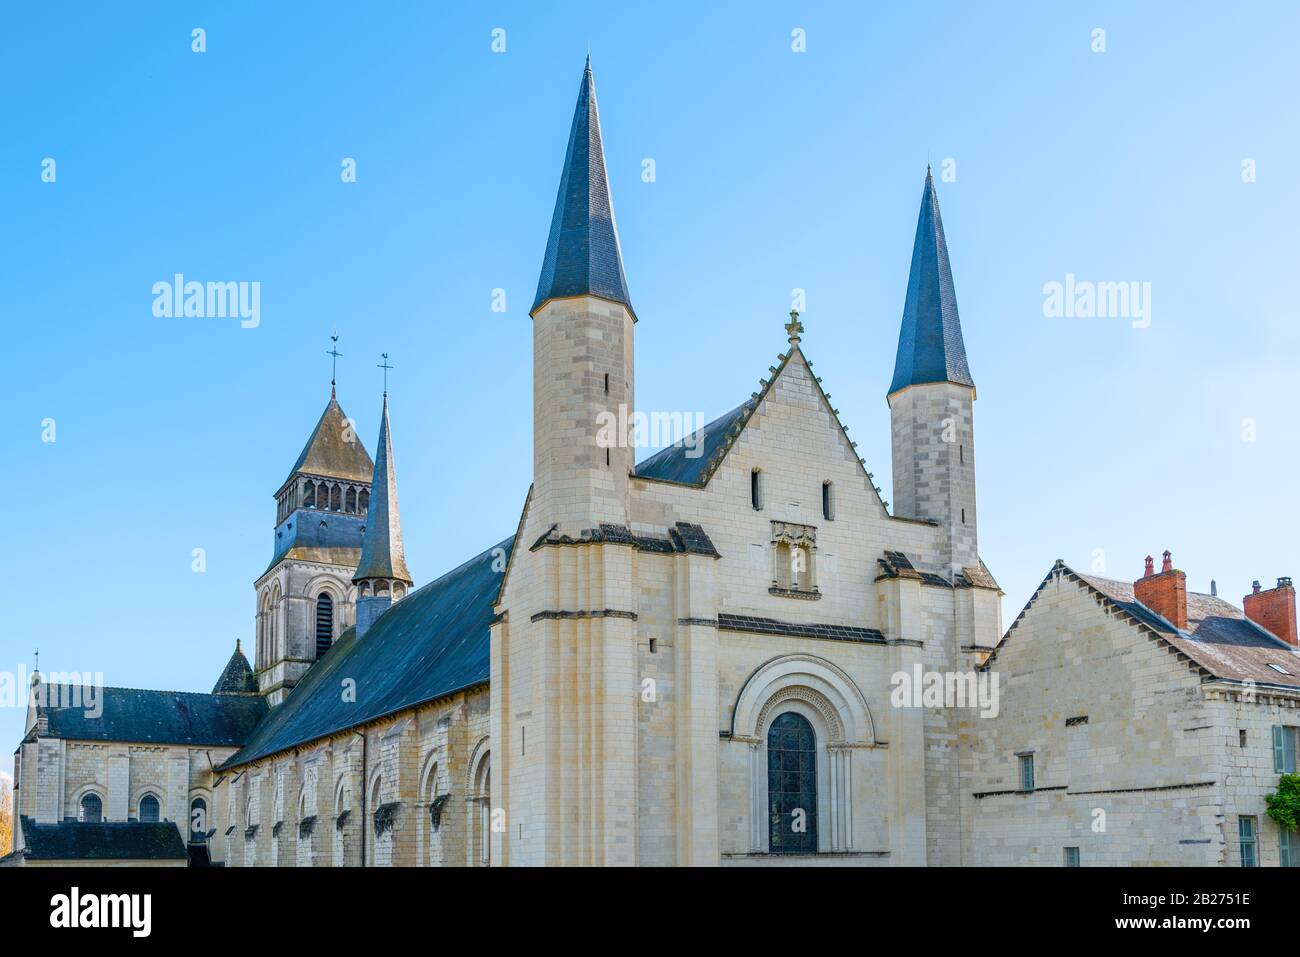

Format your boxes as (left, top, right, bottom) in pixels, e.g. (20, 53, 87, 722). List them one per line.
(7, 62, 1299, 868)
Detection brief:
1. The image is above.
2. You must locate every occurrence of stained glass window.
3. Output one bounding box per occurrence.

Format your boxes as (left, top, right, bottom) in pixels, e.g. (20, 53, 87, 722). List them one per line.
(767, 712, 817, 853)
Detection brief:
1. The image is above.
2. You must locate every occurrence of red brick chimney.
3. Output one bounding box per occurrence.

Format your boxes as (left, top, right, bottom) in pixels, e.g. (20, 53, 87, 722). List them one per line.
(1133, 549, 1188, 631)
(1244, 577, 1297, 646)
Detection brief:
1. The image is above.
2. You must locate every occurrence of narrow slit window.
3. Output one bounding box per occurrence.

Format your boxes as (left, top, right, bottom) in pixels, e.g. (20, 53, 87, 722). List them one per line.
(751, 469, 763, 510)
(822, 481, 834, 521)
(604, 373, 610, 394)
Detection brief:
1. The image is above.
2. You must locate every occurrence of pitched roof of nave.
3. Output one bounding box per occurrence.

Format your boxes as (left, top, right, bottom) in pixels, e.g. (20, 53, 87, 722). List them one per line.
(218, 534, 515, 771)
(31, 684, 267, 747)
(985, 562, 1300, 690)
(212, 639, 259, 695)
(283, 393, 375, 489)
(888, 169, 975, 396)
(532, 57, 634, 318)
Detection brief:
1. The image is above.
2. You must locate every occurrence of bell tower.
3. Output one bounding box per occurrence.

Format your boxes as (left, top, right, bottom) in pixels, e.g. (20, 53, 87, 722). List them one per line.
(255, 358, 375, 705)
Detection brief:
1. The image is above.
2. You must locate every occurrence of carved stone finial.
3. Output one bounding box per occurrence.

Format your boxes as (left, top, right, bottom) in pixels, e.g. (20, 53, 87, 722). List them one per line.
(785, 309, 804, 345)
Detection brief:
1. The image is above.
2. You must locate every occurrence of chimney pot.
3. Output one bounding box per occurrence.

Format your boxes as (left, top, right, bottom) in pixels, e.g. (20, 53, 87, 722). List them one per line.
(1144, 555, 1154, 577)
(1211, 579, 1218, 597)
(1161, 550, 1173, 573)
(1252, 580, 1261, 594)
(1133, 559, 1188, 631)
(1244, 578, 1298, 646)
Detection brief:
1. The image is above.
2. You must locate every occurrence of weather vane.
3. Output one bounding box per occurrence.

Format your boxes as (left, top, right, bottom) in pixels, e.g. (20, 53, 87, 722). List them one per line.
(327, 332, 343, 397)
(378, 353, 393, 395)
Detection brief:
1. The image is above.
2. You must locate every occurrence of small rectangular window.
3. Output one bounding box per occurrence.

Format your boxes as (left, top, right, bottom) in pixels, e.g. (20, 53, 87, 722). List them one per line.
(822, 481, 834, 521)
(1063, 846, 1080, 867)
(751, 469, 763, 510)
(1239, 816, 1257, 868)
(1239, 729, 1248, 748)
(1018, 754, 1035, 792)
(648, 638, 657, 654)
(603, 373, 609, 394)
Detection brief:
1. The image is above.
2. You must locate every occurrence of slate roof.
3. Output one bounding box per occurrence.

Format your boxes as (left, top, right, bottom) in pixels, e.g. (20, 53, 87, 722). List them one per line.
(35, 684, 266, 746)
(889, 169, 974, 395)
(532, 58, 633, 317)
(212, 640, 259, 695)
(634, 401, 754, 485)
(283, 394, 375, 488)
(1076, 571, 1300, 689)
(220, 535, 515, 770)
(353, 395, 412, 583)
(16, 816, 188, 861)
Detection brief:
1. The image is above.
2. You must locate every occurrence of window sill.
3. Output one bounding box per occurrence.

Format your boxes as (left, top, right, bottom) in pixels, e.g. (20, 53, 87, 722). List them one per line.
(769, 586, 821, 601)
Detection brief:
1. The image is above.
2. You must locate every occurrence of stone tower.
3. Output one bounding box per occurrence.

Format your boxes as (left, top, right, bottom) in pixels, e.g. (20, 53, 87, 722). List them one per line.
(491, 59, 640, 865)
(352, 391, 413, 637)
(255, 388, 374, 704)
(530, 56, 636, 533)
(887, 169, 979, 579)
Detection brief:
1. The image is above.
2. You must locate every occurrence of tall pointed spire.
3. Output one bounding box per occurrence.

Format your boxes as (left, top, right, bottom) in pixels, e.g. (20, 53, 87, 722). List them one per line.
(353, 393, 411, 585)
(888, 169, 974, 395)
(531, 59, 633, 318)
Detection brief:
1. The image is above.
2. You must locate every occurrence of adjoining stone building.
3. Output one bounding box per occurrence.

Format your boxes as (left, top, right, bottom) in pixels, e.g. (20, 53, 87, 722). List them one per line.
(965, 558, 1300, 866)
(5, 60, 1297, 868)
(3, 646, 265, 867)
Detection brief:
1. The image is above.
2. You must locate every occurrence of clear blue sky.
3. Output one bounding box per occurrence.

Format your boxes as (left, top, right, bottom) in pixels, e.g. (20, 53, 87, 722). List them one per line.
(3, 2, 1297, 775)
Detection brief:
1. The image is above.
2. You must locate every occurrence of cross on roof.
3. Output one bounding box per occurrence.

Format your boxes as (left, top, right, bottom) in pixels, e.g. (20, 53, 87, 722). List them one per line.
(378, 353, 393, 395)
(785, 309, 804, 345)
(327, 333, 343, 397)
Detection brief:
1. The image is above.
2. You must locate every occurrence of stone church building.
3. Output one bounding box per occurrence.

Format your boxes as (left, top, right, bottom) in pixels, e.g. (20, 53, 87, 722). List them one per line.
(6, 62, 1298, 867)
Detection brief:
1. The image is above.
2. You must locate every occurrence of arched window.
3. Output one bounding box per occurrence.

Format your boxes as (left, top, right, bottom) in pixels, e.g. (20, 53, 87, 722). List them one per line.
(138, 793, 160, 823)
(346, 487, 357, 513)
(304, 481, 316, 508)
(80, 793, 103, 823)
(822, 481, 834, 521)
(190, 797, 208, 842)
(330, 485, 342, 511)
(315, 593, 334, 659)
(358, 489, 369, 514)
(767, 712, 817, 854)
(751, 469, 763, 510)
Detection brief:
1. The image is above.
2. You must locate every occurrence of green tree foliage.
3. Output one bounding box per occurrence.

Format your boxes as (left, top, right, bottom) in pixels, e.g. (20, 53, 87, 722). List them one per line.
(1265, 773, 1300, 832)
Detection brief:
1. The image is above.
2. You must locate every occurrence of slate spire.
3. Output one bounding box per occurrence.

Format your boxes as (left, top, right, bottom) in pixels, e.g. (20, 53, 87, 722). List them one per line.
(353, 393, 412, 585)
(531, 58, 633, 317)
(888, 169, 974, 395)
(212, 639, 258, 695)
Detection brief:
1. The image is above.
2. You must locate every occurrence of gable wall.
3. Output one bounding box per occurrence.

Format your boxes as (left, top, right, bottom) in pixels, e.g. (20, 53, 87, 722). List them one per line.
(965, 570, 1223, 865)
